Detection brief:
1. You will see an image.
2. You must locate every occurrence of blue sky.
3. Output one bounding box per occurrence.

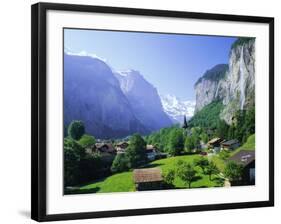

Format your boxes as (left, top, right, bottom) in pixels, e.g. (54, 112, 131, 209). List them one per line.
(64, 29, 236, 101)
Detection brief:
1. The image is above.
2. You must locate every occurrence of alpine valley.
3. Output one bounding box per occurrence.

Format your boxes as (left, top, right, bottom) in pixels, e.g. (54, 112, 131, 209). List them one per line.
(64, 36, 256, 194)
(64, 37, 254, 139)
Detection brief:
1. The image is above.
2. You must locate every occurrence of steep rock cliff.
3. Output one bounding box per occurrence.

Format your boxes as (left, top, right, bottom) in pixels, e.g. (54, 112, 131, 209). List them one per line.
(194, 64, 228, 112)
(194, 38, 255, 124)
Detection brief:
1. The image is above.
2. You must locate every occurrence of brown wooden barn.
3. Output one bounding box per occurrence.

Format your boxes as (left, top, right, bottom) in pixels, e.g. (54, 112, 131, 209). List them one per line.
(133, 168, 163, 191)
(228, 150, 255, 185)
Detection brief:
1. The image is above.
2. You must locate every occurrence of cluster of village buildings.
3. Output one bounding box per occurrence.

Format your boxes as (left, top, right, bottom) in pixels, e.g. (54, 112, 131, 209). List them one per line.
(87, 137, 243, 159)
(84, 137, 255, 190)
(85, 141, 161, 161)
(206, 137, 241, 153)
(206, 137, 255, 185)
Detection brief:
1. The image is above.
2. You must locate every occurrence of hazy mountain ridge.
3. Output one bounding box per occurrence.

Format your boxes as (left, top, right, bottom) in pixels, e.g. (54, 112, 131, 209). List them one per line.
(64, 53, 172, 138)
(64, 54, 148, 139)
(114, 70, 173, 131)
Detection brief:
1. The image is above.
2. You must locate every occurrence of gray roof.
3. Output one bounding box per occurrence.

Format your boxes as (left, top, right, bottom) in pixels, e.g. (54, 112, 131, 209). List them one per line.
(228, 150, 255, 166)
(221, 139, 239, 146)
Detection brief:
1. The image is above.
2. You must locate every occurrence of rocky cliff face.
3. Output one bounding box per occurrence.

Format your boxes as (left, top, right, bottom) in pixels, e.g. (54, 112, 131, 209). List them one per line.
(194, 64, 228, 112)
(194, 38, 255, 124)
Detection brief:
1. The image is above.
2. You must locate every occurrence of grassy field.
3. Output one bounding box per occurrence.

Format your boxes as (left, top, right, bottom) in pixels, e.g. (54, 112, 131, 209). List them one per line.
(151, 155, 224, 188)
(73, 154, 225, 194)
(66, 135, 255, 194)
(210, 155, 226, 171)
(79, 171, 135, 194)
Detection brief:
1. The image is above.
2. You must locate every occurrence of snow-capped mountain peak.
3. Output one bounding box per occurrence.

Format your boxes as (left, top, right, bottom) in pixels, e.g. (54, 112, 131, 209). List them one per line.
(160, 94, 195, 124)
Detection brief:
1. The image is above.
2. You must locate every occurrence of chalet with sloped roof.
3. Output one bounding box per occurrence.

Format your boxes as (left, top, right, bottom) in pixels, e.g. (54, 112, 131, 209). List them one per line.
(228, 150, 255, 185)
(221, 139, 240, 151)
(133, 168, 163, 191)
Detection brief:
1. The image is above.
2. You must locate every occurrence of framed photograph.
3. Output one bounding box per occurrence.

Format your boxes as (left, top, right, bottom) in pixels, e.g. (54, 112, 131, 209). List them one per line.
(31, 2, 274, 222)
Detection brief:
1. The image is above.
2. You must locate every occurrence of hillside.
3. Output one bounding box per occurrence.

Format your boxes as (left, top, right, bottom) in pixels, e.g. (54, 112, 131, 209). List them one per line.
(230, 134, 255, 156)
(188, 101, 223, 129)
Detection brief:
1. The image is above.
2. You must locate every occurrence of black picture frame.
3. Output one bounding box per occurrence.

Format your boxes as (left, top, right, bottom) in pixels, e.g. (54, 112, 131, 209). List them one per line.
(31, 2, 274, 222)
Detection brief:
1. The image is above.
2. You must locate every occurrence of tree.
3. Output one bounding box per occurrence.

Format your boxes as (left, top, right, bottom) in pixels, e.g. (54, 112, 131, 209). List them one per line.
(79, 153, 102, 183)
(78, 134, 96, 148)
(217, 120, 229, 139)
(111, 153, 129, 173)
(177, 162, 197, 188)
(182, 115, 188, 129)
(194, 157, 209, 173)
(168, 129, 184, 156)
(175, 159, 185, 174)
(227, 107, 255, 144)
(205, 161, 220, 180)
(200, 132, 209, 144)
(184, 136, 194, 153)
(227, 124, 236, 140)
(234, 110, 246, 142)
(218, 150, 230, 160)
(245, 107, 255, 134)
(191, 133, 201, 150)
(125, 134, 147, 168)
(163, 169, 175, 186)
(224, 161, 244, 183)
(68, 120, 85, 140)
(64, 138, 85, 186)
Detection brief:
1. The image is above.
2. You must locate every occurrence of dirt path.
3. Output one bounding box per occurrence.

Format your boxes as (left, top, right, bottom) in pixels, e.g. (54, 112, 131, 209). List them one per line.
(224, 178, 231, 187)
(218, 173, 231, 187)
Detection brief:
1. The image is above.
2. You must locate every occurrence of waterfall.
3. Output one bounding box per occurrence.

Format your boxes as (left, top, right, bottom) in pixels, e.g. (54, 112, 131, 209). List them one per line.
(215, 82, 220, 99)
(239, 46, 245, 110)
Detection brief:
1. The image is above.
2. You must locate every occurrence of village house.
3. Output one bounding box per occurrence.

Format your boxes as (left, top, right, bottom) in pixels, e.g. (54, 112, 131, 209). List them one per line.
(94, 143, 116, 163)
(84, 143, 116, 177)
(115, 141, 129, 154)
(207, 137, 224, 153)
(228, 150, 255, 185)
(133, 168, 163, 191)
(220, 139, 240, 151)
(95, 143, 115, 154)
(146, 145, 157, 161)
